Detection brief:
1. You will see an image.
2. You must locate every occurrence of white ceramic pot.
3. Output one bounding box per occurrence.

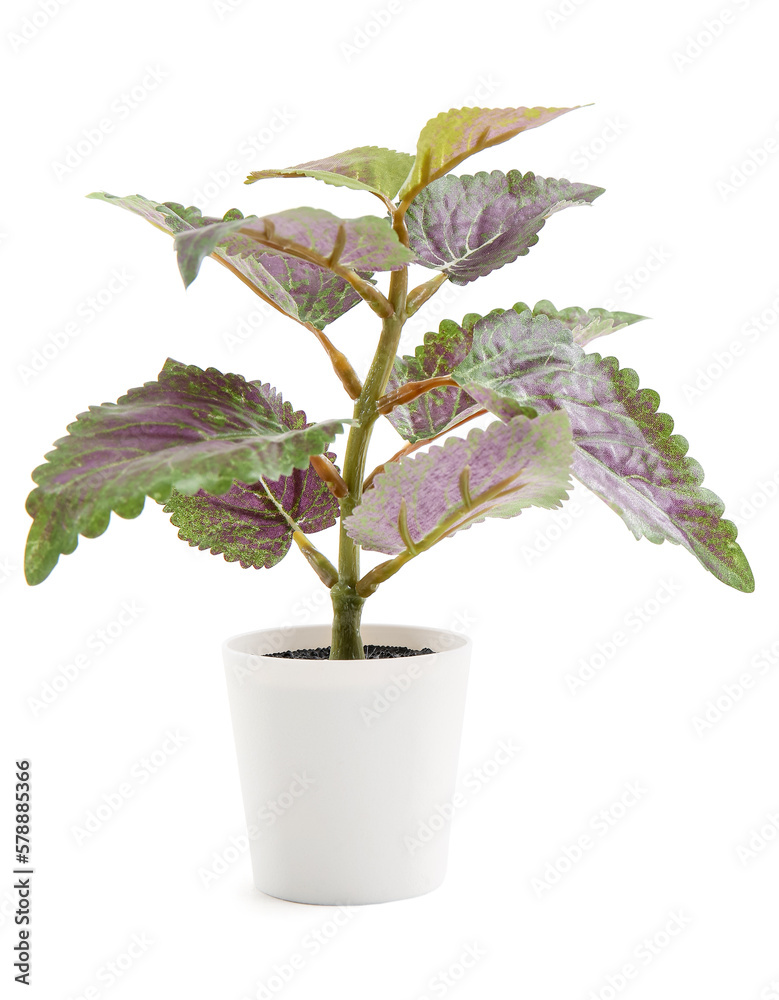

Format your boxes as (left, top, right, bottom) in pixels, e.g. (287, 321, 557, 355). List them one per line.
(222, 622, 472, 905)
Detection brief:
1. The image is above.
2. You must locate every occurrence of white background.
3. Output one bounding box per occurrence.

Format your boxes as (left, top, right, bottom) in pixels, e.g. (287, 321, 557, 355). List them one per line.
(2, 0, 778, 997)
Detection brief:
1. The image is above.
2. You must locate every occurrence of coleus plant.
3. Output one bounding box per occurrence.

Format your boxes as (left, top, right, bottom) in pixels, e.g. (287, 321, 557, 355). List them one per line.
(24, 103, 754, 658)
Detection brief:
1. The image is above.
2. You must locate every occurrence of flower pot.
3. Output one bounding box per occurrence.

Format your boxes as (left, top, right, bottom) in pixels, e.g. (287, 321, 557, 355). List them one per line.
(222, 622, 472, 905)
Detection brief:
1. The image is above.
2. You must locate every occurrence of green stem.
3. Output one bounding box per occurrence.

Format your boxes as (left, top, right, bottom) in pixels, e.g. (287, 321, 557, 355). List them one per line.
(330, 219, 409, 659)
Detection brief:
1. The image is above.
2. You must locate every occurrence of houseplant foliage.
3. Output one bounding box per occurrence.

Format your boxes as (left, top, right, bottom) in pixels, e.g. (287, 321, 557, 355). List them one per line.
(25, 103, 754, 658)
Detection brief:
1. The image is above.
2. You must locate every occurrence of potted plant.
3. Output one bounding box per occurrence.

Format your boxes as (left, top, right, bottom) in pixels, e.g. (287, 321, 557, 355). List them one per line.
(24, 102, 754, 905)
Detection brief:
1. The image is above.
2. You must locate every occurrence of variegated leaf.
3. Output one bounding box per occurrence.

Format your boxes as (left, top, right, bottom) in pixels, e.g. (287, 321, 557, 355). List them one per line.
(513, 298, 647, 346)
(25, 361, 347, 584)
(406, 170, 604, 284)
(452, 306, 754, 592)
(398, 104, 580, 203)
(87, 193, 364, 329)
(346, 412, 573, 554)
(174, 206, 416, 289)
(384, 320, 482, 443)
(246, 146, 415, 199)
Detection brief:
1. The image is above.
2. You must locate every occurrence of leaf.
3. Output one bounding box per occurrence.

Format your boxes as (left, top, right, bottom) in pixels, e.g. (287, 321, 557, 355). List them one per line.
(246, 146, 415, 200)
(251, 252, 367, 331)
(397, 104, 580, 204)
(345, 411, 573, 555)
(163, 414, 339, 571)
(385, 312, 535, 444)
(24, 361, 347, 585)
(164, 388, 339, 570)
(406, 170, 604, 285)
(87, 193, 364, 329)
(452, 306, 754, 592)
(513, 298, 647, 346)
(174, 207, 416, 288)
(384, 319, 482, 443)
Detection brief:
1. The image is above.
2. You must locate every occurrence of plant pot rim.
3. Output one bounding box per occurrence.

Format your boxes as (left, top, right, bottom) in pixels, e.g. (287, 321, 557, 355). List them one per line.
(223, 621, 472, 662)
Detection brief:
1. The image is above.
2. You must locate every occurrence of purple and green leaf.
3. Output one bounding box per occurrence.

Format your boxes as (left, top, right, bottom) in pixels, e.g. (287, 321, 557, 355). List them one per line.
(87, 193, 364, 330)
(174, 206, 417, 289)
(406, 170, 604, 285)
(165, 387, 339, 570)
(451, 306, 754, 592)
(246, 146, 415, 200)
(24, 361, 347, 585)
(397, 104, 580, 204)
(163, 392, 339, 573)
(385, 312, 535, 444)
(513, 298, 647, 346)
(346, 411, 573, 555)
(384, 319, 482, 443)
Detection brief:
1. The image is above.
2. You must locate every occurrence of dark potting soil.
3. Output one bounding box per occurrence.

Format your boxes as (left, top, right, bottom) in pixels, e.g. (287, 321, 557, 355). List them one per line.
(266, 644, 434, 660)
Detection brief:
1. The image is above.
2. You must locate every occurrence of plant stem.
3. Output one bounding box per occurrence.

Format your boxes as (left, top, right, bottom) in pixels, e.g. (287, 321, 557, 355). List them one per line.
(309, 453, 349, 498)
(377, 375, 459, 414)
(330, 224, 409, 659)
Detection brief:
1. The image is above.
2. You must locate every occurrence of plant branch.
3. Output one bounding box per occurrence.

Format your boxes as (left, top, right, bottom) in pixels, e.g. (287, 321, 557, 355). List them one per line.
(310, 453, 349, 498)
(377, 375, 458, 415)
(331, 213, 410, 659)
(235, 227, 394, 318)
(209, 253, 362, 399)
(292, 531, 339, 588)
(406, 272, 448, 316)
(302, 324, 362, 400)
(257, 477, 338, 587)
(335, 267, 394, 318)
(356, 461, 530, 597)
(372, 191, 397, 215)
(362, 407, 487, 491)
